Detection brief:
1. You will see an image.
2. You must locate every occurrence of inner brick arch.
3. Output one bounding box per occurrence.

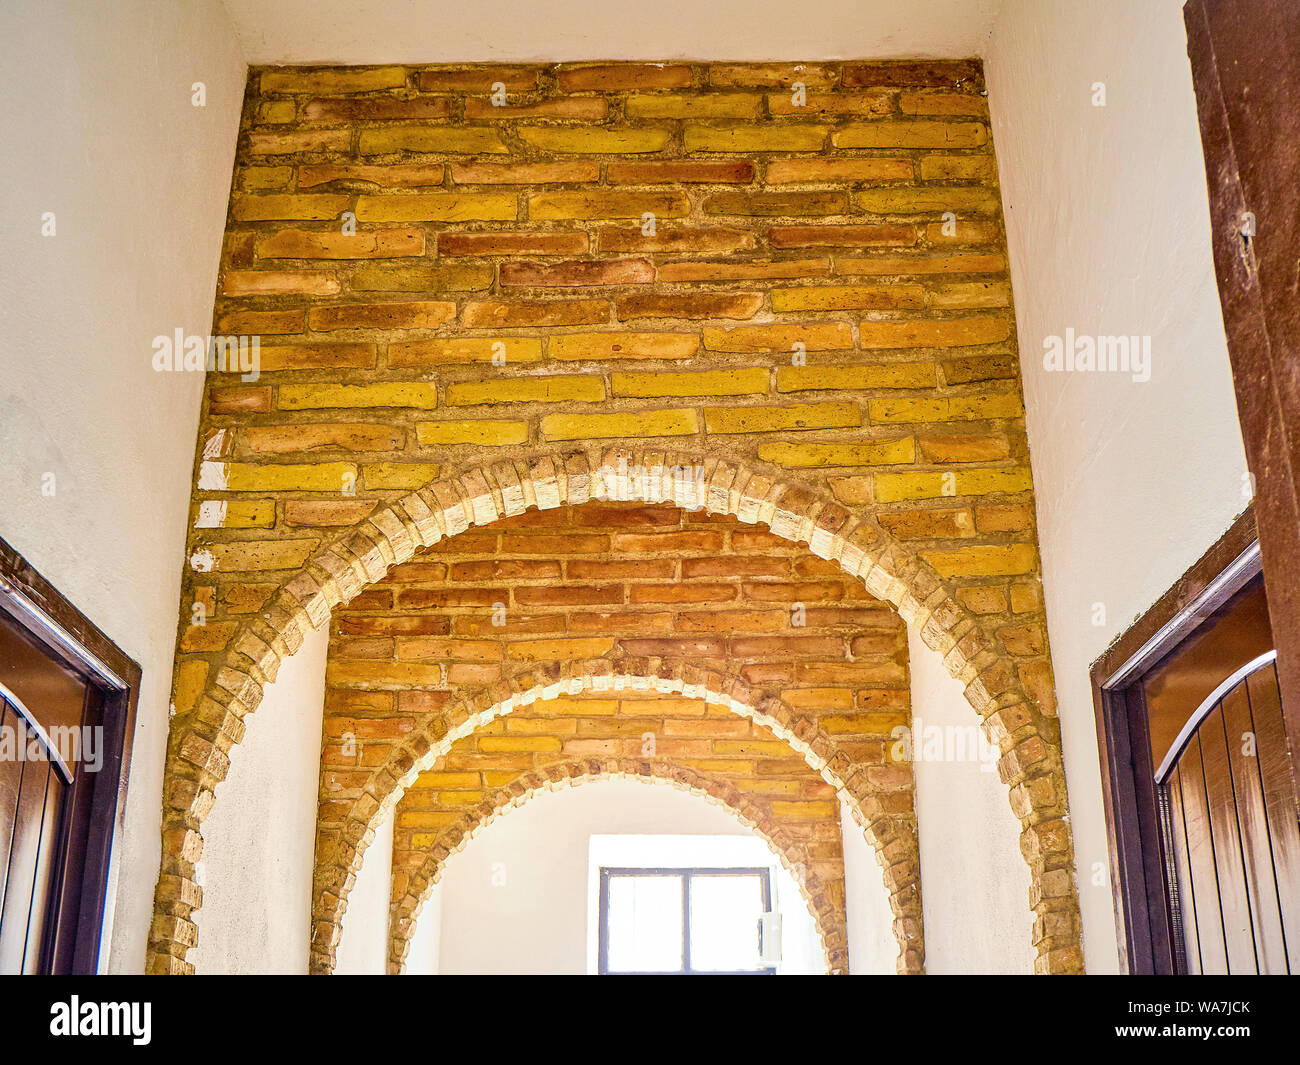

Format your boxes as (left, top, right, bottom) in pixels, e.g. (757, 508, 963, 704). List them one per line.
(386, 756, 849, 975)
(313, 659, 912, 975)
(150, 446, 1080, 973)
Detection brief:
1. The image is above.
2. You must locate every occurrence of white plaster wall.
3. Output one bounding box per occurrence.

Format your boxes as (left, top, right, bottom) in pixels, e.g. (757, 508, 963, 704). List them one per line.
(221, 0, 1000, 65)
(0, 0, 245, 971)
(839, 801, 901, 974)
(405, 884, 442, 975)
(426, 778, 829, 974)
(191, 621, 328, 973)
(334, 807, 395, 975)
(985, 0, 1248, 972)
(910, 626, 1034, 973)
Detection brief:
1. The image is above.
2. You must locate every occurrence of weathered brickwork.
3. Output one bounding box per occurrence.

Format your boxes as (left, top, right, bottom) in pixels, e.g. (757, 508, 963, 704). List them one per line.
(313, 502, 912, 973)
(151, 59, 1083, 975)
(387, 694, 852, 974)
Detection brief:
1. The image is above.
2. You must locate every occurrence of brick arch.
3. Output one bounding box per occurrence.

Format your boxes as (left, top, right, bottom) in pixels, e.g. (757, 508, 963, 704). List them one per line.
(313, 657, 911, 974)
(150, 446, 1080, 973)
(386, 757, 848, 975)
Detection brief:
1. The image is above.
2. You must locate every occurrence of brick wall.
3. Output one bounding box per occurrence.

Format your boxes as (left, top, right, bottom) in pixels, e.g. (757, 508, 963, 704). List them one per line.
(153, 59, 1083, 975)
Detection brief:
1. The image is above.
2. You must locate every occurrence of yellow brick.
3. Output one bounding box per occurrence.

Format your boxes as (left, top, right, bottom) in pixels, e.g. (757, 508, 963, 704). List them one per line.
(415, 773, 482, 789)
(680, 759, 755, 774)
(920, 544, 1037, 578)
(218, 462, 357, 492)
(611, 368, 768, 398)
(255, 100, 297, 124)
(278, 383, 438, 409)
(172, 659, 210, 717)
(477, 736, 565, 753)
(901, 92, 989, 117)
(504, 717, 578, 735)
(325, 661, 443, 687)
(505, 638, 617, 660)
(445, 376, 604, 406)
(874, 467, 1033, 503)
(771, 284, 925, 311)
(196, 538, 318, 572)
(858, 316, 1011, 349)
(536, 697, 619, 716)
(540, 409, 699, 441)
(519, 128, 672, 153)
(757, 436, 915, 468)
(869, 391, 1024, 424)
(703, 322, 853, 352)
(625, 94, 760, 119)
(833, 121, 989, 149)
(389, 338, 543, 367)
(350, 262, 495, 292)
(771, 800, 838, 820)
(415, 421, 529, 446)
(239, 166, 293, 191)
(708, 62, 841, 89)
(820, 712, 910, 735)
(855, 187, 999, 214)
(928, 281, 1011, 309)
(354, 193, 517, 222)
(776, 363, 935, 392)
(712, 739, 793, 757)
(437, 790, 487, 805)
(528, 190, 689, 220)
(260, 67, 407, 93)
(705, 402, 859, 434)
(549, 332, 699, 361)
(231, 195, 351, 221)
(255, 343, 376, 372)
(362, 463, 441, 490)
(920, 155, 999, 182)
(359, 127, 507, 155)
(191, 500, 275, 529)
(766, 158, 913, 184)
(684, 124, 828, 152)
(767, 92, 893, 116)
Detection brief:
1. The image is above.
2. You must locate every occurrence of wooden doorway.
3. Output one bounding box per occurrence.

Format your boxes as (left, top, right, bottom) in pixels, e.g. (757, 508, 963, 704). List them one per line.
(0, 539, 140, 973)
(1091, 510, 1299, 973)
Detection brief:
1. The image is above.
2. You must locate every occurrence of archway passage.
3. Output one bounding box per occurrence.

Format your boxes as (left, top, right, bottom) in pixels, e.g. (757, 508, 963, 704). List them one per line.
(314, 498, 916, 972)
(389, 746, 850, 974)
(153, 449, 1080, 974)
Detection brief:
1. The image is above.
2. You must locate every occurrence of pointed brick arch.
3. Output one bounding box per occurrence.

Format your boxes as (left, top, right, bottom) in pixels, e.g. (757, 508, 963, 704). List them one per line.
(149, 446, 1081, 974)
(311, 657, 916, 974)
(386, 757, 849, 975)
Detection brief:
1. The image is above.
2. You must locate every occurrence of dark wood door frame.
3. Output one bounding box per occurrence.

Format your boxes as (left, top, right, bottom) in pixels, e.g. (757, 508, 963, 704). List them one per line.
(0, 536, 141, 973)
(1184, 0, 1300, 793)
(1090, 509, 1266, 973)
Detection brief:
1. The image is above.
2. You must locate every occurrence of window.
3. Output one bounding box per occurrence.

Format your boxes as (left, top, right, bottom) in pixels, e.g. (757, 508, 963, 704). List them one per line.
(0, 538, 140, 973)
(597, 867, 776, 975)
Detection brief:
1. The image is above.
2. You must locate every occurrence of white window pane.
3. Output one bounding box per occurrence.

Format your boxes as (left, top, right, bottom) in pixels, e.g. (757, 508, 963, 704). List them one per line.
(606, 875, 683, 972)
(689, 874, 765, 971)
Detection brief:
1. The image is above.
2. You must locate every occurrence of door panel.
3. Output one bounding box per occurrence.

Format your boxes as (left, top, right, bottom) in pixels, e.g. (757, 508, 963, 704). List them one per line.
(1146, 578, 1298, 972)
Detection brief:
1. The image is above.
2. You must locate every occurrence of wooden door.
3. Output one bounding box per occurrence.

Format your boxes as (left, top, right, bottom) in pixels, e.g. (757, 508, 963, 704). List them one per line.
(1142, 577, 1299, 972)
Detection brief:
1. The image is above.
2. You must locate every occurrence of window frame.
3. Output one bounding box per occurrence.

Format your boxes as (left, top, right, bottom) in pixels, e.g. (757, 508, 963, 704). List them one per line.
(0, 536, 141, 974)
(596, 865, 776, 976)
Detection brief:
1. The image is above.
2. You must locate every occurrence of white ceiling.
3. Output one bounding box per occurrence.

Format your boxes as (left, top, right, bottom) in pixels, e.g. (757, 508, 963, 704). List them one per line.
(220, 0, 1002, 65)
